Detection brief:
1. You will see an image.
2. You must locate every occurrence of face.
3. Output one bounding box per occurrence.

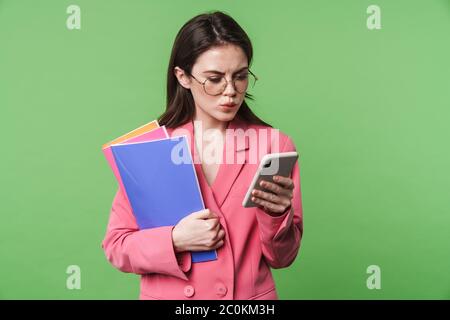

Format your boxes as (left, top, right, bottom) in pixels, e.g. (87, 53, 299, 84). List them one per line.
(175, 44, 249, 126)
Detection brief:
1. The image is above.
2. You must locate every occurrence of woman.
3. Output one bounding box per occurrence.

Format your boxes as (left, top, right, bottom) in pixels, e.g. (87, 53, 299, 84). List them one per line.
(102, 11, 303, 300)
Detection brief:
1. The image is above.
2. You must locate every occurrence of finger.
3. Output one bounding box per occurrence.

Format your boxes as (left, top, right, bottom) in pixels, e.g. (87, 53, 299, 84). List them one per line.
(213, 221, 222, 235)
(213, 240, 224, 249)
(213, 221, 221, 233)
(273, 176, 295, 190)
(252, 189, 283, 205)
(251, 196, 287, 214)
(215, 229, 225, 241)
(192, 209, 211, 219)
(211, 228, 224, 242)
(205, 218, 220, 230)
(193, 209, 217, 220)
(191, 239, 224, 251)
(259, 180, 292, 198)
(208, 227, 225, 248)
(206, 235, 222, 249)
(204, 209, 218, 219)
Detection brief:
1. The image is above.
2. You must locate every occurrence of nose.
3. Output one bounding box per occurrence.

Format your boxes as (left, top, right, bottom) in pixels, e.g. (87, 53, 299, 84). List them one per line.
(222, 78, 237, 96)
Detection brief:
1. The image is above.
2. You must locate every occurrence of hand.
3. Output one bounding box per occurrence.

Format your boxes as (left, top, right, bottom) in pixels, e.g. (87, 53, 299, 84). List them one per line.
(251, 175, 294, 215)
(172, 209, 225, 253)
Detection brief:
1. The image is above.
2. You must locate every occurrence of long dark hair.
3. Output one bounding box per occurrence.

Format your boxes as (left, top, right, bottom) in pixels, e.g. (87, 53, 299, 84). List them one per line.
(158, 11, 271, 128)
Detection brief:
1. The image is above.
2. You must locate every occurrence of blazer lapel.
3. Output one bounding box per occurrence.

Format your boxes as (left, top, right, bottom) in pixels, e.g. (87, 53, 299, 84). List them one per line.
(212, 117, 249, 208)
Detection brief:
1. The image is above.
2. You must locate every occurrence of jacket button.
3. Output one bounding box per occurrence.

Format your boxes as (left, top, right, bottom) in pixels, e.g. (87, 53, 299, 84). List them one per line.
(215, 283, 227, 297)
(184, 285, 195, 298)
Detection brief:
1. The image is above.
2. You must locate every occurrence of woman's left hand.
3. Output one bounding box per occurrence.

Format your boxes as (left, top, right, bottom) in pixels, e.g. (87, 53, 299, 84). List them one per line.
(251, 175, 294, 215)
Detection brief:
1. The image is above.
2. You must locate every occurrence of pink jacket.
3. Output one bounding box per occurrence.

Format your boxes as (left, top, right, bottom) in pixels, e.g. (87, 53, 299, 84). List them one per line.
(102, 116, 304, 300)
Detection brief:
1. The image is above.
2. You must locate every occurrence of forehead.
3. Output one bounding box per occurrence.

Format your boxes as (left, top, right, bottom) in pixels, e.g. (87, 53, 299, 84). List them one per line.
(192, 44, 248, 72)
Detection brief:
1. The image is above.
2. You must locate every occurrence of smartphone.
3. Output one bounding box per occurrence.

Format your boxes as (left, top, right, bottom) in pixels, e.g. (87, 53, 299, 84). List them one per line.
(242, 151, 299, 208)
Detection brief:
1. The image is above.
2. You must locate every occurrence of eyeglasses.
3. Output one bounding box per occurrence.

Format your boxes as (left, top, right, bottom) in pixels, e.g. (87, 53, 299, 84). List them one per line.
(188, 69, 258, 96)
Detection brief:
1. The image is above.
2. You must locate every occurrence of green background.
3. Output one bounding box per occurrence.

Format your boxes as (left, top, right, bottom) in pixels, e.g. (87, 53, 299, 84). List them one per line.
(1, 0, 449, 299)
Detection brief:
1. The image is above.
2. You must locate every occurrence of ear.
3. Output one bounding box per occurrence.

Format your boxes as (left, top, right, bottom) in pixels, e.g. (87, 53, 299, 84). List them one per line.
(174, 66, 192, 89)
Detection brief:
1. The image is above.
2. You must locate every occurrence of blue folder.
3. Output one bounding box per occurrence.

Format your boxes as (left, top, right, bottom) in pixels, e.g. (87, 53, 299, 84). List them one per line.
(111, 135, 217, 263)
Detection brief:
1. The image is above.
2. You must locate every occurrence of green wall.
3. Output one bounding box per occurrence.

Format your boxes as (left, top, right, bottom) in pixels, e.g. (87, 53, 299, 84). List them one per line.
(0, 0, 449, 299)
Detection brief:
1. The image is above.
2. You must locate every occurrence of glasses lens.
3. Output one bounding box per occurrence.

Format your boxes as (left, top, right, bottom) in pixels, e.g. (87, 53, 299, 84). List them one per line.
(234, 72, 251, 93)
(204, 77, 227, 95)
(203, 72, 256, 95)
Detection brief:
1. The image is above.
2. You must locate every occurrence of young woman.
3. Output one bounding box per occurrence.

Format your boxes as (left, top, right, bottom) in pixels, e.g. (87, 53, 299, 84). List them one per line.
(102, 11, 303, 300)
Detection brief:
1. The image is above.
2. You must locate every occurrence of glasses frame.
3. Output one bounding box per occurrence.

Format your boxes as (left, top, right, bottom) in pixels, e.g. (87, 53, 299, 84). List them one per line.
(187, 69, 258, 96)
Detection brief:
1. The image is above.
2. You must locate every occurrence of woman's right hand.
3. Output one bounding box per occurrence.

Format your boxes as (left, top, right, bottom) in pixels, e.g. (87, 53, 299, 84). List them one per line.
(171, 209, 226, 253)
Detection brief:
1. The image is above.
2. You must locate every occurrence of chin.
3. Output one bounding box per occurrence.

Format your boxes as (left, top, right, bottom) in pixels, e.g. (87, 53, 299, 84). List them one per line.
(214, 111, 238, 122)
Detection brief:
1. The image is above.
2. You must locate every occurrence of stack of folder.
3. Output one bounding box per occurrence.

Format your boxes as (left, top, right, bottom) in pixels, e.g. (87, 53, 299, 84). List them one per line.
(102, 120, 217, 263)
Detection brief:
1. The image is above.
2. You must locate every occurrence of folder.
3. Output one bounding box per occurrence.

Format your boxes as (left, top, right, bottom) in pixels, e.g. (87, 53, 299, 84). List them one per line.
(103, 125, 168, 198)
(102, 120, 160, 149)
(110, 135, 217, 263)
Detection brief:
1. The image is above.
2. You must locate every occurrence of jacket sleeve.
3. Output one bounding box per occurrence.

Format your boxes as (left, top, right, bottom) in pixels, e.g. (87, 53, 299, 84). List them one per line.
(255, 135, 304, 269)
(101, 187, 191, 280)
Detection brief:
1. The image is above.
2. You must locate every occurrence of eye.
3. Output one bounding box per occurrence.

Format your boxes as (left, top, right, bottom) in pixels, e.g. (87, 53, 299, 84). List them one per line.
(235, 73, 249, 80)
(208, 77, 223, 83)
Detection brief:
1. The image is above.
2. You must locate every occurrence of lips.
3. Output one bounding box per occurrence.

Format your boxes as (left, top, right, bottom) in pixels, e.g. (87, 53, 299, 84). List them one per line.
(220, 103, 237, 108)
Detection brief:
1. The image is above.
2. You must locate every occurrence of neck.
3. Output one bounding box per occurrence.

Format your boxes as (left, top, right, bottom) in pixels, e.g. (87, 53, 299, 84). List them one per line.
(193, 112, 228, 136)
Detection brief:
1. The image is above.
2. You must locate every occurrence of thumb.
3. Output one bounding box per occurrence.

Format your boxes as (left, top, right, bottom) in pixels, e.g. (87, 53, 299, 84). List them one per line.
(191, 209, 216, 220)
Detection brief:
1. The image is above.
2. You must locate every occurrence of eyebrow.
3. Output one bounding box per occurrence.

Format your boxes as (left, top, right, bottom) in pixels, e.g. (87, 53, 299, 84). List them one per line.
(202, 66, 249, 75)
